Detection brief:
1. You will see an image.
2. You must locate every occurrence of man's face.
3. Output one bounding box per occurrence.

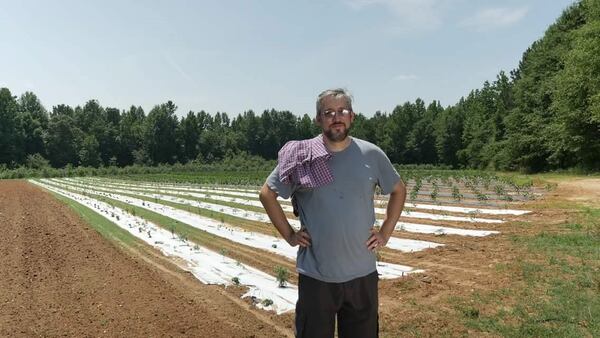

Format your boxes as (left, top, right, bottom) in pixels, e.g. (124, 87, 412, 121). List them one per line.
(316, 95, 355, 142)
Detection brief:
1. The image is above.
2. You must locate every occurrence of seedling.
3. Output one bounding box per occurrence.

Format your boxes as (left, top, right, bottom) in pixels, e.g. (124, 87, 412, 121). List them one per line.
(451, 186, 463, 202)
(274, 266, 290, 288)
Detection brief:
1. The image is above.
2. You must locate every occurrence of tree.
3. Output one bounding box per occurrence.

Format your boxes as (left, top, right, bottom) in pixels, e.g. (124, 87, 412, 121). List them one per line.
(79, 135, 101, 167)
(0, 88, 23, 166)
(46, 112, 82, 167)
(118, 105, 145, 166)
(434, 104, 464, 167)
(503, 1, 586, 171)
(405, 101, 440, 164)
(178, 111, 200, 162)
(550, 0, 600, 169)
(144, 101, 179, 164)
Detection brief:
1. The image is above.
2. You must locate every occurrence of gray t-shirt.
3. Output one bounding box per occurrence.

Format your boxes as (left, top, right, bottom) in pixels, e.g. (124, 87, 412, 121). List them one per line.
(266, 137, 400, 283)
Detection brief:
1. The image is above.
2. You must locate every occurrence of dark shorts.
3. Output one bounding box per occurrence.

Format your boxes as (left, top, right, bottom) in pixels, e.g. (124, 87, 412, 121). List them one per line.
(295, 271, 379, 338)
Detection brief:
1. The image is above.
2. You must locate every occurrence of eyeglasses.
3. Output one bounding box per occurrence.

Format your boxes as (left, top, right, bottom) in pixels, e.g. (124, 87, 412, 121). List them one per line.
(321, 108, 352, 119)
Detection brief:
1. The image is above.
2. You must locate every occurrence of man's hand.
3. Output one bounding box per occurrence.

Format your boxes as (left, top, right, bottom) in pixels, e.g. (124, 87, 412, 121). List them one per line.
(260, 183, 311, 248)
(287, 228, 312, 247)
(367, 180, 406, 252)
(366, 228, 389, 251)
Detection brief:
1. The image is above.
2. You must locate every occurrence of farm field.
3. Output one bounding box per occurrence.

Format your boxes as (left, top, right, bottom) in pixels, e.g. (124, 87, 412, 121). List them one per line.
(2, 174, 598, 337)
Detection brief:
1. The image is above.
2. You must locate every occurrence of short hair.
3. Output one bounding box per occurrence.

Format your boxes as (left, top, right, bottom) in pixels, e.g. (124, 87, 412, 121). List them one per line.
(316, 88, 353, 116)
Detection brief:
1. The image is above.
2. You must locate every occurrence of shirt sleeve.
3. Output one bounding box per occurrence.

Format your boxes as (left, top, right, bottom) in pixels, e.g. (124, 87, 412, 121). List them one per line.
(375, 149, 401, 195)
(265, 165, 294, 199)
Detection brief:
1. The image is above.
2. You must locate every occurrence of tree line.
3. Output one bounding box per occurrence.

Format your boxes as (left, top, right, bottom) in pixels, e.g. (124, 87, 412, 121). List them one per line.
(1, 0, 598, 172)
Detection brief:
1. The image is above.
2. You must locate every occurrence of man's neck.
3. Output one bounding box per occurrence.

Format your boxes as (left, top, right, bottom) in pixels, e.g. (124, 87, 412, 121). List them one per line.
(322, 134, 352, 152)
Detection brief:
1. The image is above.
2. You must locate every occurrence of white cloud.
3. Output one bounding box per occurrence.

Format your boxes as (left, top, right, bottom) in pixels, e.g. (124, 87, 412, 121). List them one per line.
(461, 7, 528, 30)
(393, 74, 418, 81)
(345, 0, 448, 31)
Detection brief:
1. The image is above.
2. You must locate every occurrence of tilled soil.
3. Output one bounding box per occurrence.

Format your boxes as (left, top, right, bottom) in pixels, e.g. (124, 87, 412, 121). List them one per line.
(0, 180, 292, 337)
(2, 178, 591, 337)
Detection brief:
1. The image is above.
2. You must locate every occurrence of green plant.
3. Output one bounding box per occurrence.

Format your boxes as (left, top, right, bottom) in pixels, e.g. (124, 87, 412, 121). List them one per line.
(231, 276, 240, 285)
(452, 185, 463, 202)
(261, 298, 273, 307)
(409, 180, 421, 201)
(274, 266, 290, 288)
(430, 182, 439, 201)
(476, 191, 488, 202)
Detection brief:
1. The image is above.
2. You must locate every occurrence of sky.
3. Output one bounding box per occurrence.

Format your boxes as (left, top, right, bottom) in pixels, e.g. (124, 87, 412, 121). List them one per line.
(0, 0, 577, 118)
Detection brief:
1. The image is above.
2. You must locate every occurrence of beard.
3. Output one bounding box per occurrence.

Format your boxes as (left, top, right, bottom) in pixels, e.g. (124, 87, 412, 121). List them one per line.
(324, 122, 351, 142)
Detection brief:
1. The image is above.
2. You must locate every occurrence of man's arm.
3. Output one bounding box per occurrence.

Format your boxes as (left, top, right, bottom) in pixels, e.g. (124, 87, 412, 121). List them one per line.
(259, 183, 311, 247)
(366, 180, 407, 251)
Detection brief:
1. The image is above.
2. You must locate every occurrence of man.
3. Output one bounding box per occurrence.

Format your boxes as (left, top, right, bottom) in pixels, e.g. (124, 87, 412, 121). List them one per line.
(259, 88, 407, 338)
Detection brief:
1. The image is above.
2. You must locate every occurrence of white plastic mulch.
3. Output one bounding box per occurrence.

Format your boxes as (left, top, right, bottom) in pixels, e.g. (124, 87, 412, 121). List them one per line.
(42, 179, 427, 276)
(66, 178, 499, 237)
(83, 178, 529, 216)
(58, 178, 445, 250)
(30, 179, 298, 314)
(72, 178, 504, 223)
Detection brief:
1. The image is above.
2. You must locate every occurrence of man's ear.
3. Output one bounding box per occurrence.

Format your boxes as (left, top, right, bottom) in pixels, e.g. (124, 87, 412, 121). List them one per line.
(314, 115, 321, 125)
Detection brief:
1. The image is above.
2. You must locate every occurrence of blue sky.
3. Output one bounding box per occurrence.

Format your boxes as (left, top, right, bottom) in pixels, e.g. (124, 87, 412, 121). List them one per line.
(0, 0, 576, 117)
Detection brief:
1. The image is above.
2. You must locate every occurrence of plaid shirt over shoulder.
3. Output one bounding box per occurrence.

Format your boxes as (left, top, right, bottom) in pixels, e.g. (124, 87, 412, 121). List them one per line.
(278, 135, 333, 188)
(277, 135, 333, 216)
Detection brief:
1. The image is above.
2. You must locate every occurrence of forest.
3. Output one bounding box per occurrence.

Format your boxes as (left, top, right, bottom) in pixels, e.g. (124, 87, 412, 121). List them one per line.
(1, 0, 598, 173)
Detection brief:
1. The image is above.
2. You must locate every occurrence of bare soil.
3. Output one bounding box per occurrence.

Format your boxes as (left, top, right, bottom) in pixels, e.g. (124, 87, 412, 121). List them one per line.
(0, 180, 293, 337)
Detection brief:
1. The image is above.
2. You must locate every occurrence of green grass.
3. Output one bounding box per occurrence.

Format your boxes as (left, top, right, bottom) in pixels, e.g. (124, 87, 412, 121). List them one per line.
(72, 192, 220, 246)
(452, 207, 600, 337)
(51, 192, 141, 247)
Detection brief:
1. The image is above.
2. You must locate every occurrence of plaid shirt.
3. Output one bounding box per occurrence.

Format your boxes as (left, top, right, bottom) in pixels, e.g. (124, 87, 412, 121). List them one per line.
(278, 135, 333, 215)
(278, 135, 333, 187)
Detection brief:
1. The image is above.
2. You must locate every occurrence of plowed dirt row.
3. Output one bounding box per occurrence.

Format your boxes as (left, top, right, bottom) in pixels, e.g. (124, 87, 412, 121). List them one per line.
(0, 180, 292, 337)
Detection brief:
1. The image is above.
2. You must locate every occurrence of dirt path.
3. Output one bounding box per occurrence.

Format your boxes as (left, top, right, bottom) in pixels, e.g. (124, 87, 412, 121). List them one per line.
(0, 180, 293, 337)
(546, 177, 600, 207)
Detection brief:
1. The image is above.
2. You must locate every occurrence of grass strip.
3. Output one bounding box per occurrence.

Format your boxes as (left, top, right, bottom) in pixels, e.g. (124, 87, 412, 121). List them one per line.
(451, 206, 600, 337)
(51, 191, 142, 248)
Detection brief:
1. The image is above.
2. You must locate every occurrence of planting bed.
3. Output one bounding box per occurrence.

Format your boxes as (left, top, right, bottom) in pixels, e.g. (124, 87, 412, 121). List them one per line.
(0, 180, 290, 337)
(6, 173, 564, 336)
(32, 177, 532, 308)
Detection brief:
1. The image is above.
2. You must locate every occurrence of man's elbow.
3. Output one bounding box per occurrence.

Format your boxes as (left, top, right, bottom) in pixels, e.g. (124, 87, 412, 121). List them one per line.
(259, 184, 277, 204)
(392, 180, 407, 196)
